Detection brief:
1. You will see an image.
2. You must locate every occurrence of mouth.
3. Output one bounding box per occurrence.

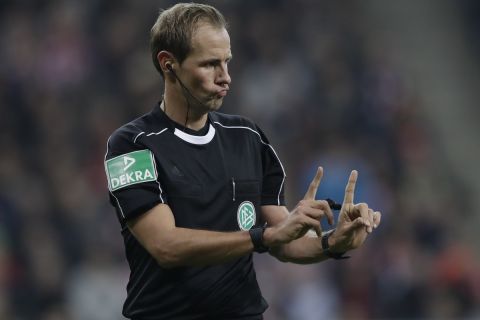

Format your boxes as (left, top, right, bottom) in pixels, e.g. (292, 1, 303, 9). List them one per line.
(216, 89, 229, 98)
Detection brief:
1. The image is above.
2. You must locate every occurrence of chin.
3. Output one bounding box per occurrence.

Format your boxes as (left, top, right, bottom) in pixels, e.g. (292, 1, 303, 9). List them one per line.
(206, 98, 224, 111)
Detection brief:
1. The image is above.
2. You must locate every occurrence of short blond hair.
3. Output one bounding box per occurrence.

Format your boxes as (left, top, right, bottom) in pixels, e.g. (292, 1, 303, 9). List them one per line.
(150, 3, 227, 76)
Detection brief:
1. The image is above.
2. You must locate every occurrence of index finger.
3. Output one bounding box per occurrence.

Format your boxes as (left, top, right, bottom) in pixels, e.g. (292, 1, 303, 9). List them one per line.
(303, 167, 323, 200)
(343, 170, 358, 205)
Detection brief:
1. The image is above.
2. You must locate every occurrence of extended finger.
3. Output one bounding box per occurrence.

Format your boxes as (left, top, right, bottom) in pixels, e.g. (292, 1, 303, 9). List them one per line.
(303, 167, 323, 200)
(343, 170, 358, 205)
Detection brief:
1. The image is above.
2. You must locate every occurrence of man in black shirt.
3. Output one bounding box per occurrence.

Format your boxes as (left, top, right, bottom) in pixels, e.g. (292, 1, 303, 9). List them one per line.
(104, 3, 381, 319)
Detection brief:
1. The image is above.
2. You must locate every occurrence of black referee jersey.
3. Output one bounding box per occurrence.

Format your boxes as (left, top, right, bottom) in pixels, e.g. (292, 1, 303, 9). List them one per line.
(104, 103, 286, 319)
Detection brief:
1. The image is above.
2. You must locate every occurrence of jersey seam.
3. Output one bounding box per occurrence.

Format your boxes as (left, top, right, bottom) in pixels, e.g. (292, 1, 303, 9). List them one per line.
(131, 124, 145, 144)
(151, 150, 165, 203)
(145, 127, 168, 137)
(104, 136, 126, 219)
(131, 125, 168, 204)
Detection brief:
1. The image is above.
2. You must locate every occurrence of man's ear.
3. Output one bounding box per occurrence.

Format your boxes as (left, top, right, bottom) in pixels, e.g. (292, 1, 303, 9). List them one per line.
(157, 51, 176, 75)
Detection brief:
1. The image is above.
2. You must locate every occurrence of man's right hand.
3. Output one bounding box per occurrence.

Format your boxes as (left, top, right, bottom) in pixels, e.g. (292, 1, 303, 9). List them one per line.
(263, 167, 334, 246)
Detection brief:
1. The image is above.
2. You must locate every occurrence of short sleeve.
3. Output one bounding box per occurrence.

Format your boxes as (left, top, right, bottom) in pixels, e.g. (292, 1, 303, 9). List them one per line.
(104, 126, 166, 223)
(254, 125, 286, 206)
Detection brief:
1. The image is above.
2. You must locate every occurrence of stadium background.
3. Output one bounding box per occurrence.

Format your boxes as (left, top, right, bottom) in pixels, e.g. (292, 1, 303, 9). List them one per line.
(1, 0, 479, 319)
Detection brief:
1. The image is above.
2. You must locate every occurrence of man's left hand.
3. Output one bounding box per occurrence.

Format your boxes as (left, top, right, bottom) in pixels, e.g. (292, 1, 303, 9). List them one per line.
(328, 170, 382, 253)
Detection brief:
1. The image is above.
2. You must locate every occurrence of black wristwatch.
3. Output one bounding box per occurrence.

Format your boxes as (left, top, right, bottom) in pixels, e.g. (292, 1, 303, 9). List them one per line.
(321, 229, 350, 260)
(249, 225, 269, 253)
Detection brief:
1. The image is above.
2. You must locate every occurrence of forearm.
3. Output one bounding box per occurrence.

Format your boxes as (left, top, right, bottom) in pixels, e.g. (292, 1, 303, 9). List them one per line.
(261, 204, 334, 264)
(149, 227, 253, 268)
(127, 204, 255, 268)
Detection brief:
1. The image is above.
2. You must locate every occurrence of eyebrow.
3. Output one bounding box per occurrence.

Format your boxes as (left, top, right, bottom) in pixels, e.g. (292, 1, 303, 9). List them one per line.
(202, 55, 233, 65)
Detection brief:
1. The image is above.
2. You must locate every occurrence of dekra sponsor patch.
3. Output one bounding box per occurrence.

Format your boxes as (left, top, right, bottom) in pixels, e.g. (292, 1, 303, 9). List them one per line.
(105, 150, 157, 191)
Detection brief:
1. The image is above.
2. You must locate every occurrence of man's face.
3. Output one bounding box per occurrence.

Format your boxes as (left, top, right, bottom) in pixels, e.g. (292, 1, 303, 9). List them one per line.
(176, 22, 232, 112)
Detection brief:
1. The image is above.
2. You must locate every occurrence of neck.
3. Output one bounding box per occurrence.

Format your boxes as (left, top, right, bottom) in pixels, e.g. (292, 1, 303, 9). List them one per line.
(163, 85, 208, 131)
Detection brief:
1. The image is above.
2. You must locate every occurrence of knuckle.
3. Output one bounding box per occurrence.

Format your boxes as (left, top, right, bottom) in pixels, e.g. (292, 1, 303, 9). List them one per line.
(356, 203, 367, 210)
(318, 200, 328, 208)
(312, 209, 321, 218)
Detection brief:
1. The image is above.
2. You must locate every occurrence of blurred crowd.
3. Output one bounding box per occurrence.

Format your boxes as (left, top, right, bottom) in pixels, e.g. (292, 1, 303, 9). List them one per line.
(1, 0, 479, 319)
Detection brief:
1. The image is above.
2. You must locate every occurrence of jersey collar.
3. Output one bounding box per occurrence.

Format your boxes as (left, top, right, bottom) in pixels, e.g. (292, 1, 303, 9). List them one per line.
(173, 124, 216, 145)
(152, 102, 216, 145)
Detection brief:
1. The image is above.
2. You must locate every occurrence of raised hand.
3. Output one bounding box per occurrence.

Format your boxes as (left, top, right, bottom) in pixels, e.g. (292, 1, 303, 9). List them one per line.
(329, 170, 381, 253)
(263, 167, 334, 246)
(302, 167, 334, 226)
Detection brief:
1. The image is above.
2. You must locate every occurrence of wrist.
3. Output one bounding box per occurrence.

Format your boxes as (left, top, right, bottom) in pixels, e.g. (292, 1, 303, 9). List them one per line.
(249, 226, 270, 253)
(321, 229, 349, 260)
(327, 232, 335, 248)
(327, 232, 341, 253)
(262, 226, 277, 247)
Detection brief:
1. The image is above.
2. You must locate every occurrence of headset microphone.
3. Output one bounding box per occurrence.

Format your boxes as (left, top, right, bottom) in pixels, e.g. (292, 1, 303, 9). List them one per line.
(165, 63, 208, 111)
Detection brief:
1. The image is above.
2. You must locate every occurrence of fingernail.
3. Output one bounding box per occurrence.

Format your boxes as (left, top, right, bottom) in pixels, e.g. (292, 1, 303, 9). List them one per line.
(374, 224, 377, 228)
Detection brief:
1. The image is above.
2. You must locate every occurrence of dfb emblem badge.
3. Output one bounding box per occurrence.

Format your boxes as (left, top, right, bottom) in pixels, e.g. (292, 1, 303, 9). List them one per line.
(237, 201, 256, 231)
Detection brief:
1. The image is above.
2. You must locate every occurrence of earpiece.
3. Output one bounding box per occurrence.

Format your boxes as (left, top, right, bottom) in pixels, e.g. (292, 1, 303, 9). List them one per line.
(166, 63, 173, 72)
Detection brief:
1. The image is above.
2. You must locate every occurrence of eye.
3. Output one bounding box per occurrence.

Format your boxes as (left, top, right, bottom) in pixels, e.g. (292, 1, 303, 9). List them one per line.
(201, 61, 215, 69)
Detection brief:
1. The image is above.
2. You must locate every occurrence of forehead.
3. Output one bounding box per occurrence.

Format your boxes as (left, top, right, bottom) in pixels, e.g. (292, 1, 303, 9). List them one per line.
(188, 22, 231, 59)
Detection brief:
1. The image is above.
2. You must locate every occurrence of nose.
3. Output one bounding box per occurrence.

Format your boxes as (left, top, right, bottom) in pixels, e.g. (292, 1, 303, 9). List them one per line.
(216, 63, 231, 86)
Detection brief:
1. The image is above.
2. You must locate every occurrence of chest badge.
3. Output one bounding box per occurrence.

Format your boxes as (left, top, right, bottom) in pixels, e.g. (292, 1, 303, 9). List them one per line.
(237, 201, 256, 230)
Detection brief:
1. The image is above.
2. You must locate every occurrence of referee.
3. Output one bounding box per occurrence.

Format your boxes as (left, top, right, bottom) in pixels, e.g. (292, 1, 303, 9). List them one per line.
(104, 3, 381, 319)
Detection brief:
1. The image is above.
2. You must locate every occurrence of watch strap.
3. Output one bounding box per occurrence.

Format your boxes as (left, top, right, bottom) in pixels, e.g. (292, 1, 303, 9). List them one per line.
(249, 226, 269, 253)
(321, 229, 350, 260)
